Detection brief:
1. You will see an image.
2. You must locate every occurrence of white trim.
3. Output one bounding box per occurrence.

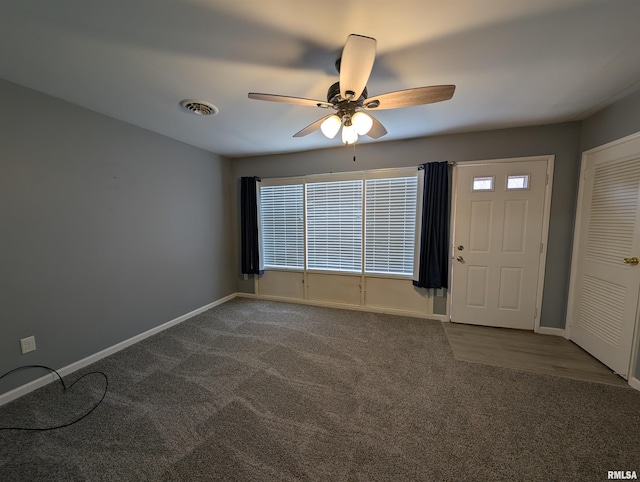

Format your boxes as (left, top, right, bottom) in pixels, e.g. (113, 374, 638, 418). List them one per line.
(0, 293, 237, 407)
(260, 176, 305, 187)
(261, 166, 419, 186)
(256, 180, 264, 273)
(453, 155, 555, 167)
(235, 292, 447, 321)
(448, 164, 460, 321)
(630, 310, 640, 382)
(564, 150, 591, 340)
(535, 156, 554, 332)
(536, 326, 565, 337)
(413, 167, 425, 281)
(629, 376, 640, 392)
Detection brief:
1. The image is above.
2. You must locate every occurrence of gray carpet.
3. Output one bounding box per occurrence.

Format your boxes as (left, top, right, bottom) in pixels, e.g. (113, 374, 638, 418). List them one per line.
(1, 298, 639, 481)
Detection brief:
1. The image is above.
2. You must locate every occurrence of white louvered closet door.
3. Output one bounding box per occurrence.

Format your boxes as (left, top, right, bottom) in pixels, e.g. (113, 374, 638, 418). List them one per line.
(570, 136, 640, 379)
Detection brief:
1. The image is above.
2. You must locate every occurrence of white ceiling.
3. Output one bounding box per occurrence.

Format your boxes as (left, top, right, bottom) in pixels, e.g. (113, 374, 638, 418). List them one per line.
(2, 0, 640, 158)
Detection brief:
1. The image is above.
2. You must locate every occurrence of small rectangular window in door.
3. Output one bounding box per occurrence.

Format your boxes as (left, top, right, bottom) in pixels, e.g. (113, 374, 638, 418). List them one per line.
(506, 174, 530, 190)
(472, 176, 494, 191)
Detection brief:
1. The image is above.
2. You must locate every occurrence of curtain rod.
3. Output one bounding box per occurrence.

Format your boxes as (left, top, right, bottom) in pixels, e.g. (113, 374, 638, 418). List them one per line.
(418, 161, 455, 170)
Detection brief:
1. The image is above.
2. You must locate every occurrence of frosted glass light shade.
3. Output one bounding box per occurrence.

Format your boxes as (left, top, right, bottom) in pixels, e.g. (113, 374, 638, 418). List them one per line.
(352, 111, 373, 135)
(320, 115, 341, 139)
(342, 124, 358, 145)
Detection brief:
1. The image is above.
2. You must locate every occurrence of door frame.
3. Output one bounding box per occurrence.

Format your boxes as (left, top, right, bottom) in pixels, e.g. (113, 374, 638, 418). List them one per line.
(449, 155, 555, 333)
(565, 131, 640, 382)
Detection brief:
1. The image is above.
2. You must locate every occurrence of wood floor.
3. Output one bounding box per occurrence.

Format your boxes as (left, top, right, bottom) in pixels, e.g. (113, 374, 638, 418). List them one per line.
(443, 322, 629, 387)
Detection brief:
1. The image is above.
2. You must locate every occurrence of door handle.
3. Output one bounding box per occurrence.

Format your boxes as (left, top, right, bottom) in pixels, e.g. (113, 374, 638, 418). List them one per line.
(456, 256, 465, 263)
(623, 257, 639, 265)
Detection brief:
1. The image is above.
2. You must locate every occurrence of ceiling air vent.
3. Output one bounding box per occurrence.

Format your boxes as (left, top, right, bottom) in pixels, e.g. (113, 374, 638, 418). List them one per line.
(179, 99, 219, 116)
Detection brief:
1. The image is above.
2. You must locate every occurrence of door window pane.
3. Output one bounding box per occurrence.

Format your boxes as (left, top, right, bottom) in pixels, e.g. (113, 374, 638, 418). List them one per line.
(473, 176, 494, 191)
(507, 174, 530, 190)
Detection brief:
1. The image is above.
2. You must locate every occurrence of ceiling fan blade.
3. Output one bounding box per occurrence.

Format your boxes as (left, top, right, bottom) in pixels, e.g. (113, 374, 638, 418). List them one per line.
(339, 34, 376, 100)
(293, 114, 334, 138)
(248, 93, 334, 109)
(366, 114, 387, 139)
(365, 85, 455, 110)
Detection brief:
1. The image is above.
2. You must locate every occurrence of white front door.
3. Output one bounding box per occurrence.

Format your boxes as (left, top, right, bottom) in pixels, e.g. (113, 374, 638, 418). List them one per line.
(568, 134, 640, 379)
(451, 158, 551, 330)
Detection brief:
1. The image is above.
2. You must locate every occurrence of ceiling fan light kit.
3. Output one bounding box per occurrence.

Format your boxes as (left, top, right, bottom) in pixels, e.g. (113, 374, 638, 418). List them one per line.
(320, 111, 372, 143)
(352, 111, 373, 135)
(342, 123, 358, 145)
(320, 114, 341, 139)
(248, 34, 455, 146)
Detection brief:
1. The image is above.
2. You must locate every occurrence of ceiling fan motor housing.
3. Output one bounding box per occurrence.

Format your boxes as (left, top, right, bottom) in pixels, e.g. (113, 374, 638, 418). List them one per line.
(327, 81, 368, 104)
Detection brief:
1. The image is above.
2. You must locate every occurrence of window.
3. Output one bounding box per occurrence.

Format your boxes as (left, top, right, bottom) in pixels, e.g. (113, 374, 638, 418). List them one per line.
(259, 184, 304, 269)
(306, 180, 363, 272)
(259, 168, 418, 277)
(506, 174, 530, 190)
(472, 176, 494, 191)
(365, 177, 417, 275)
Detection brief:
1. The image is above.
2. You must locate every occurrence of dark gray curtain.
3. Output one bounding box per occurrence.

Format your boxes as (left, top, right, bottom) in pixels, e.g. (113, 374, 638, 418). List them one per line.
(413, 162, 450, 289)
(241, 176, 263, 275)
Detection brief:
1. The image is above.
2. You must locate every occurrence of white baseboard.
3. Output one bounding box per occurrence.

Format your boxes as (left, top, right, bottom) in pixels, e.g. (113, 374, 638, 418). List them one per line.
(0, 293, 237, 407)
(4, 292, 635, 404)
(235, 292, 258, 299)
(236, 292, 448, 321)
(536, 326, 565, 337)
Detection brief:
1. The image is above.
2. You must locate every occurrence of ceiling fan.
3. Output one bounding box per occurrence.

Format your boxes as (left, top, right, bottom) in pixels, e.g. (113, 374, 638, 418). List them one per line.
(248, 34, 455, 145)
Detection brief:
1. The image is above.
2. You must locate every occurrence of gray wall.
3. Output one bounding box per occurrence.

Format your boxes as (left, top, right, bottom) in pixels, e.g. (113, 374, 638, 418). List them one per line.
(581, 88, 640, 379)
(0, 79, 235, 395)
(581, 88, 640, 152)
(231, 122, 583, 330)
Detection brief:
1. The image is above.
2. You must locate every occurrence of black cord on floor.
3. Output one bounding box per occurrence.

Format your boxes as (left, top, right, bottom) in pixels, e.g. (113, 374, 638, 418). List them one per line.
(0, 365, 108, 431)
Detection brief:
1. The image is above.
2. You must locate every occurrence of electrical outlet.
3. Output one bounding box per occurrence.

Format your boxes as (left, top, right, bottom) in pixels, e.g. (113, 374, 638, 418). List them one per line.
(20, 336, 36, 354)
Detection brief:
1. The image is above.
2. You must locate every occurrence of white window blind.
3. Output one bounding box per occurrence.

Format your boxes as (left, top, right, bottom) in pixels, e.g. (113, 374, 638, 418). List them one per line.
(365, 176, 418, 275)
(306, 180, 363, 272)
(259, 184, 304, 269)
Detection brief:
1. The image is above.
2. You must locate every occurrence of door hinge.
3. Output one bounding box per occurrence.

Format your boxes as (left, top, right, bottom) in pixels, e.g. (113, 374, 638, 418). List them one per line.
(534, 307, 538, 318)
(545, 174, 549, 185)
(540, 242, 544, 253)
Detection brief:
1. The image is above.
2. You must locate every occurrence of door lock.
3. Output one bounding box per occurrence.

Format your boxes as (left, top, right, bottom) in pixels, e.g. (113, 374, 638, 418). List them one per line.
(623, 257, 639, 265)
(457, 245, 464, 251)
